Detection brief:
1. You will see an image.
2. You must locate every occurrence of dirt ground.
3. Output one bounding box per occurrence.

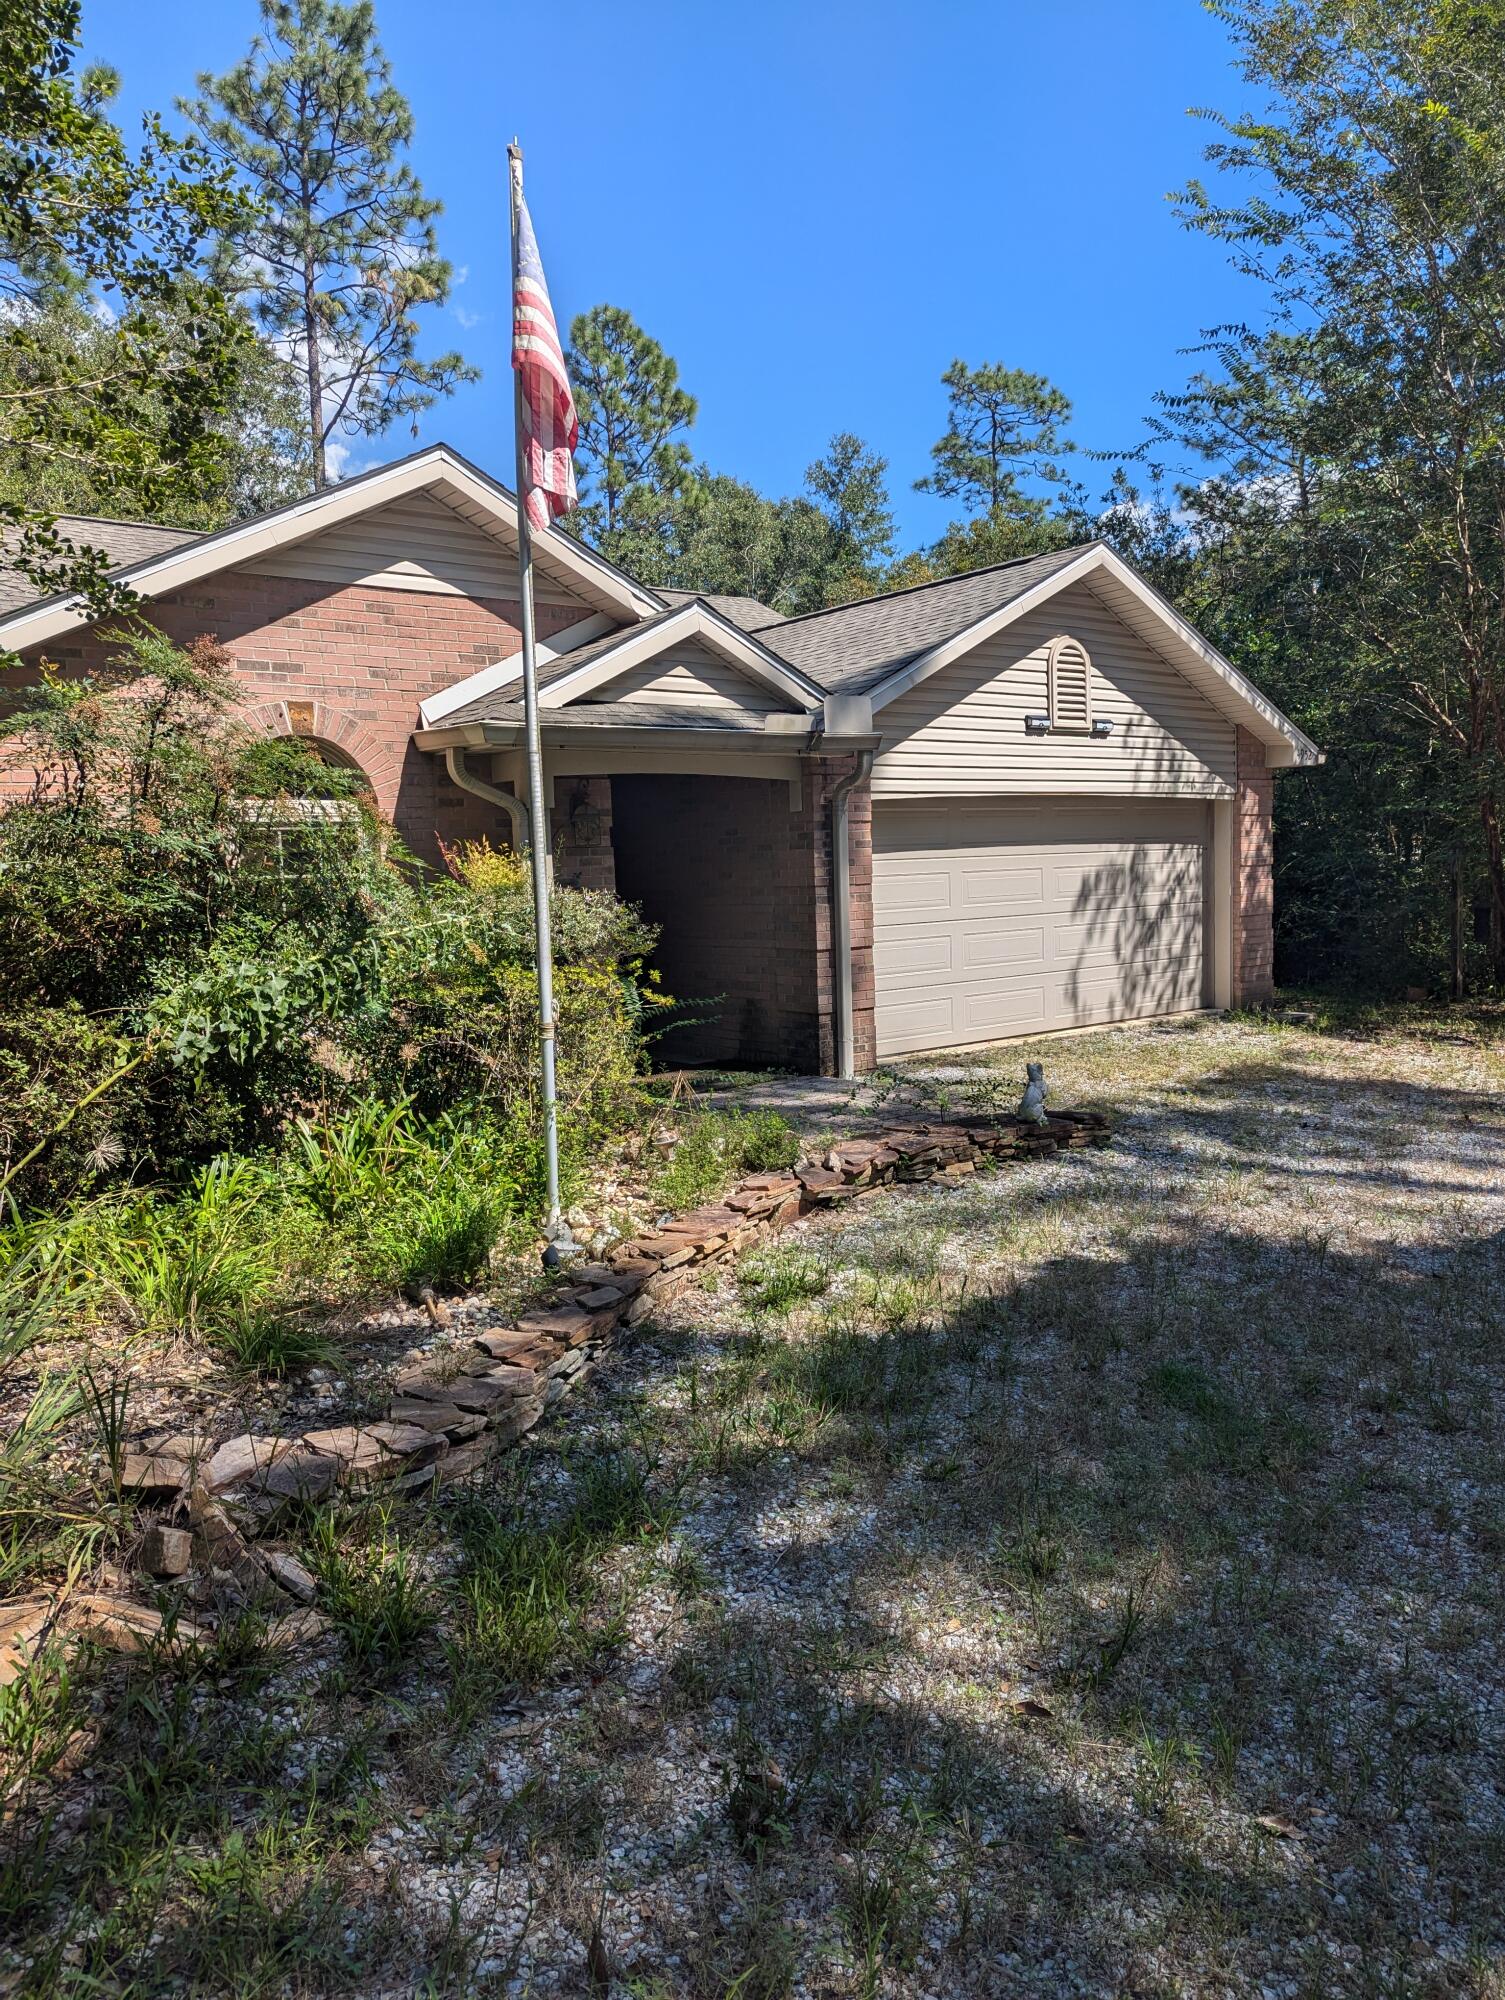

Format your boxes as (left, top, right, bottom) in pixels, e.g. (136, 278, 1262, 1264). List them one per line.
(7, 1007, 1505, 1998)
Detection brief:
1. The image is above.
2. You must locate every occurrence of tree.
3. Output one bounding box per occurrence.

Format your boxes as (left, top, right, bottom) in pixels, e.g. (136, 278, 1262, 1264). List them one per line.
(916, 359, 1075, 515)
(804, 432, 895, 594)
(1159, 0, 1505, 991)
(0, 1, 251, 604)
(566, 303, 697, 547)
(0, 288, 312, 526)
(182, 0, 476, 488)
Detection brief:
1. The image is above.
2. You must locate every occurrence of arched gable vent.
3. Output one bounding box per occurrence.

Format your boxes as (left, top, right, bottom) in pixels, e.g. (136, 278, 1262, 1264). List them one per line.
(1047, 634, 1093, 733)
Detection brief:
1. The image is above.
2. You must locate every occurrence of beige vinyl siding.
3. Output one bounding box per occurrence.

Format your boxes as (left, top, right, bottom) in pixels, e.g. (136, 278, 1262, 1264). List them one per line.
(586, 638, 786, 712)
(246, 492, 586, 608)
(873, 580, 1237, 799)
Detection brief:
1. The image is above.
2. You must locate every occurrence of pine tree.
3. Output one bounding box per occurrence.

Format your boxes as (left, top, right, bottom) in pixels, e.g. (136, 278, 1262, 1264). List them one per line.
(566, 303, 696, 545)
(916, 360, 1075, 515)
(182, 0, 476, 488)
(0, 1, 250, 605)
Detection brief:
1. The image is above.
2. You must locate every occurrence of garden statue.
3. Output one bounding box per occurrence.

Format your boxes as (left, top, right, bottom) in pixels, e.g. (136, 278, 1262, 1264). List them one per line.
(1018, 1061, 1049, 1127)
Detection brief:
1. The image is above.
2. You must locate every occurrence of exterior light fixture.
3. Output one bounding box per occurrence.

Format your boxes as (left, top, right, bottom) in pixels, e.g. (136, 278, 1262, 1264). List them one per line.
(1025, 713, 1051, 735)
(1091, 718, 1115, 738)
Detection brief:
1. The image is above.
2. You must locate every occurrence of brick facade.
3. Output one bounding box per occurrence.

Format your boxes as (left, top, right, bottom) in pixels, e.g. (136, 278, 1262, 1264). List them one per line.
(1232, 726, 1276, 1005)
(0, 569, 580, 863)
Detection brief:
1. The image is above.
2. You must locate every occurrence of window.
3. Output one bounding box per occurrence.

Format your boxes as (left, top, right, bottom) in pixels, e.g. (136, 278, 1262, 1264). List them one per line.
(1047, 635, 1093, 733)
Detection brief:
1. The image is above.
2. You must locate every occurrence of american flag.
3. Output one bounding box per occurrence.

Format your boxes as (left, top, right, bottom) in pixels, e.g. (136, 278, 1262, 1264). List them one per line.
(511, 192, 578, 532)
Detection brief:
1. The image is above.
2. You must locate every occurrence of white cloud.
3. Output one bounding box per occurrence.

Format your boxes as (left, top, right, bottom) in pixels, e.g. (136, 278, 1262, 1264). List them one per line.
(455, 305, 482, 330)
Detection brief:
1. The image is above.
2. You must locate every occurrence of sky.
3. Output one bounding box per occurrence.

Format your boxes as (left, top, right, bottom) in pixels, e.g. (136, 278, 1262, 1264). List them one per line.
(82, 0, 1266, 547)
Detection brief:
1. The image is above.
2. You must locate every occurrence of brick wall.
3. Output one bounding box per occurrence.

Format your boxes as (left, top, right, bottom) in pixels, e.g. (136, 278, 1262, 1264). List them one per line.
(549, 774, 615, 892)
(0, 569, 582, 863)
(1232, 726, 1275, 1005)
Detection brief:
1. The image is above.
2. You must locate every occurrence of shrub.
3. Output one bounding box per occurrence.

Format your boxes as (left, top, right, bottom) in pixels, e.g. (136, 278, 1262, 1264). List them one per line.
(656, 1107, 802, 1210)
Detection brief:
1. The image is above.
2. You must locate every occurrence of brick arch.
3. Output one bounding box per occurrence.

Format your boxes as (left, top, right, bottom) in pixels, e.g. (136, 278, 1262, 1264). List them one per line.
(237, 698, 403, 813)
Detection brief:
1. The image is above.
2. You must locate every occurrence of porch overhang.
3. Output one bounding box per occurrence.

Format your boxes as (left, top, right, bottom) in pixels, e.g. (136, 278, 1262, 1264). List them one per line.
(413, 689, 878, 759)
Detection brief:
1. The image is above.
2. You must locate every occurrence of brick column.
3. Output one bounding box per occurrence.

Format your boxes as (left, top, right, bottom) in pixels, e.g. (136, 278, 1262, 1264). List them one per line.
(550, 774, 615, 892)
(1232, 727, 1275, 1005)
(809, 754, 876, 1076)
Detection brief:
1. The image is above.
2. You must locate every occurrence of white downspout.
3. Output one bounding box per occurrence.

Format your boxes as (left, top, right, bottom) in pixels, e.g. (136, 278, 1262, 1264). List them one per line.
(830, 748, 874, 1080)
(444, 745, 528, 853)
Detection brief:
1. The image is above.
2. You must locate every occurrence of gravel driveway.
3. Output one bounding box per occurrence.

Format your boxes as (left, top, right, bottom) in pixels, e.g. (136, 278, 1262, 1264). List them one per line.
(13, 1010, 1505, 1998)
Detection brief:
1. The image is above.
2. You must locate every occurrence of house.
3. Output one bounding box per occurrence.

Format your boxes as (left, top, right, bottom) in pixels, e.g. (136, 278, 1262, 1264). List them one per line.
(0, 444, 1320, 1075)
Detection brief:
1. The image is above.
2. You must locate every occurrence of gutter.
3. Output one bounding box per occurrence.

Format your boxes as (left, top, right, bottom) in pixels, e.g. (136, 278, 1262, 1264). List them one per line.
(443, 745, 528, 851)
(829, 747, 875, 1081)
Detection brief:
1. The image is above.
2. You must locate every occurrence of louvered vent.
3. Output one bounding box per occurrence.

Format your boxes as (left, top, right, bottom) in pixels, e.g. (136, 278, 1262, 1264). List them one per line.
(1047, 635, 1093, 732)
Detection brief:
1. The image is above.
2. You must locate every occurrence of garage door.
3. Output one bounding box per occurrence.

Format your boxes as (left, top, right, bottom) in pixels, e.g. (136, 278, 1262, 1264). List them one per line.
(872, 801, 1208, 1058)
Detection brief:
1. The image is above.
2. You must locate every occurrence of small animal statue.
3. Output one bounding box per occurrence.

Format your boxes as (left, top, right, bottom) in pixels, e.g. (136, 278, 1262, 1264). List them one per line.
(1018, 1061, 1049, 1127)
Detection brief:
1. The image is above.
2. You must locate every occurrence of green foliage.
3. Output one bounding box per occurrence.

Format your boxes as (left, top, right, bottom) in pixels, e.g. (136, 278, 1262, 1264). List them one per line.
(0, 1, 255, 603)
(446, 1450, 674, 1699)
(182, 0, 477, 487)
(1152, 0, 1505, 992)
(567, 301, 697, 543)
(308, 1507, 437, 1679)
(655, 1107, 801, 1211)
(915, 358, 1076, 515)
(287, 1099, 540, 1285)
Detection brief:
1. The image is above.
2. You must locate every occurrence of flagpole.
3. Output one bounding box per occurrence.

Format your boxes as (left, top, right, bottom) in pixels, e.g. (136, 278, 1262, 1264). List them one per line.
(507, 140, 563, 1235)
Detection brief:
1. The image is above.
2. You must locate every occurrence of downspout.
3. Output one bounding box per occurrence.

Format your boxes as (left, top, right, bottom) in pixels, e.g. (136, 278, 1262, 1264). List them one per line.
(830, 749, 874, 1080)
(444, 745, 528, 854)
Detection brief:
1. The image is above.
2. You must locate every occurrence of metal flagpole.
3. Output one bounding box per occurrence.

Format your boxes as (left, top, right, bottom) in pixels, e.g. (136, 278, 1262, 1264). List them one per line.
(507, 140, 564, 1235)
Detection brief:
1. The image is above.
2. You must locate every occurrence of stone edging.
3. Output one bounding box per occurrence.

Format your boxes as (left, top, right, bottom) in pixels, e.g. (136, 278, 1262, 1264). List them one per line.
(372, 1108, 1112, 1488)
(0, 1110, 1111, 1679)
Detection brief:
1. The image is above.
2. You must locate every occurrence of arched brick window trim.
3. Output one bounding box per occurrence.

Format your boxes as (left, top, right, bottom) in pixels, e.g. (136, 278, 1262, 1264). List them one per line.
(236, 699, 400, 804)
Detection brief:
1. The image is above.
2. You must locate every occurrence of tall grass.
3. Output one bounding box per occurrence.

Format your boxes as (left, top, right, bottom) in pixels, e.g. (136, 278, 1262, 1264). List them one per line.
(655, 1107, 801, 1211)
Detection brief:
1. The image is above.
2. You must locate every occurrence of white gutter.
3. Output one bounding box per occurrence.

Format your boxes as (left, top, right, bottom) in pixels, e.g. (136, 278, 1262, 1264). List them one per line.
(443, 746, 528, 850)
(830, 748, 875, 1079)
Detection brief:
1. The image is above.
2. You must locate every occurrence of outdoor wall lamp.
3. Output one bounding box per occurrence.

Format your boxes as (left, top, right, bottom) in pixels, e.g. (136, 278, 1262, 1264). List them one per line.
(1025, 713, 1051, 734)
(1091, 718, 1115, 738)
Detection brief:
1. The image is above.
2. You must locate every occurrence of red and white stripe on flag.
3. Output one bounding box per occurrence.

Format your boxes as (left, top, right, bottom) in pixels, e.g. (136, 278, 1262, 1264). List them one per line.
(512, 194, 578, 532)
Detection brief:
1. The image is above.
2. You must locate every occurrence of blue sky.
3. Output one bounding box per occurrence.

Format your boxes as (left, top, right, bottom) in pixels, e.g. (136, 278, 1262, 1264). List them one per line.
(84, 0, 1263, 546)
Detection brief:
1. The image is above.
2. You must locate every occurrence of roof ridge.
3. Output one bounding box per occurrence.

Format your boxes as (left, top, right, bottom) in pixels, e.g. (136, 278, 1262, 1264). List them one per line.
(44, 512, 200, 532)
(749, 540, 1100, 634)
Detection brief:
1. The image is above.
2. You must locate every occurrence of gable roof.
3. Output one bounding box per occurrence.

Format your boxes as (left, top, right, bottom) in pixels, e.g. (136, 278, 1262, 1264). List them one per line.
(0, 444, 661, 652)
(850, 541, 1322, 768)
(0, 446, 1319, 770)
(749, 546, 1090, 696)
(422, 597, 823, 735)
(0, 515, 201, 615)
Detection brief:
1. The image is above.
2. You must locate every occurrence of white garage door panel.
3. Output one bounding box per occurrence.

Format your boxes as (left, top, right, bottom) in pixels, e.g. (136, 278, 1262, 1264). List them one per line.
(873, 802, 1207, 1058)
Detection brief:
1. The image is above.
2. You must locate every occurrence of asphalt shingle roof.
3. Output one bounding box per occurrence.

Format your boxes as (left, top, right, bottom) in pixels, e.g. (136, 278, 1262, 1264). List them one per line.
(747, 544, 1095, 696)
(653, 588, 785, 629)
(484, 699, 778, 733)
(0, 515, 202, 615)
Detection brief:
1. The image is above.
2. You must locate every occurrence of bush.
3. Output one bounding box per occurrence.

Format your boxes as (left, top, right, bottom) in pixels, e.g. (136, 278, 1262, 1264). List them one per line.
(655, 1107, 802, 1211)
(284, 1099, 549, 1288)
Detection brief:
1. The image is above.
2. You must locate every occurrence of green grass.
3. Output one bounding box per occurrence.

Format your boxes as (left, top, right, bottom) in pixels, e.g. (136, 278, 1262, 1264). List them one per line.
(444, 1450, 679, 1709)
(307, 1507, 439, 1680)
(655, 1107, 801, 1211)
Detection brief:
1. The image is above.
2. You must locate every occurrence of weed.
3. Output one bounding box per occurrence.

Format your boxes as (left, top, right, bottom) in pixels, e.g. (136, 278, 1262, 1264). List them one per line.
(213, 1303, 338, 1376)
(308, 1508, 438, 1677)
(655, 1108, 800, 1210)
(737, 1247, 831, 1316)
(445, 1450, 674, 1704)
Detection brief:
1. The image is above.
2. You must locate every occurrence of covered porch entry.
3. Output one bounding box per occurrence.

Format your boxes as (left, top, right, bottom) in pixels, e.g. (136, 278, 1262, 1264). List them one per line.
(438, 736, 850, 1074)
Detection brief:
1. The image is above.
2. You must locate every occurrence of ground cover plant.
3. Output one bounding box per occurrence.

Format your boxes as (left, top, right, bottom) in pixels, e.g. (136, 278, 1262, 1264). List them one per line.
(4, 1009, 1503, 1994)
